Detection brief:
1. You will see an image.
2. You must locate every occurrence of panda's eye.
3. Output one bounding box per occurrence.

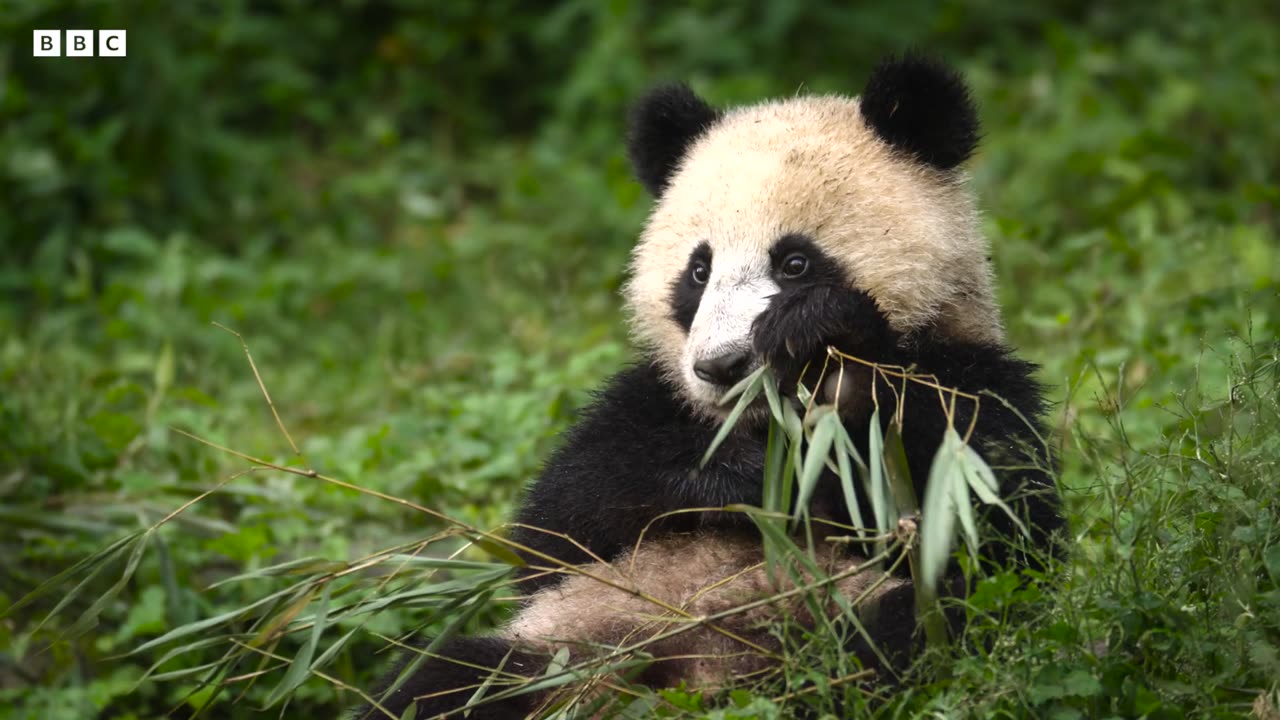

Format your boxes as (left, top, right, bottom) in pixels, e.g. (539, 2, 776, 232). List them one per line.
(780, 253, 809, 279)
(691, 261, 710, 285)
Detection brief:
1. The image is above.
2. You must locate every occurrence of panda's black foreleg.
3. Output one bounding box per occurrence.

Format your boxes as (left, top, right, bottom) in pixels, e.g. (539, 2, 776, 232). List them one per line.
(353, 636, 546, 720)
(509, 363, 769, 592)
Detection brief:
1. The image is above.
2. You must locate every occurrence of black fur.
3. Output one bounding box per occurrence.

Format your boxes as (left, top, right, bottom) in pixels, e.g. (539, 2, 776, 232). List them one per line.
(860, 53, 980, 170)
(669, 241, 712, 331)
(627, 84, 721, 196)
(353, 636, 545, 720)
(512, 362, 767, 591)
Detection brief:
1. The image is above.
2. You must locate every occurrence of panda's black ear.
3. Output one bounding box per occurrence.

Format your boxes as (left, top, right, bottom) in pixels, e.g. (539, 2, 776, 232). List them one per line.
(627, 84, 721, 196)
(860, 54, 979, 170)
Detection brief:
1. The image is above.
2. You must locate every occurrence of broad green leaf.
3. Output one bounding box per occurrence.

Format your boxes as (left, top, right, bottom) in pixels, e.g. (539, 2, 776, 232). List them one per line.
(866, 410, 893, 535)
(882, 422, 918, 514)
(919, 432, 962, 589)
(796, 409, 839, 520)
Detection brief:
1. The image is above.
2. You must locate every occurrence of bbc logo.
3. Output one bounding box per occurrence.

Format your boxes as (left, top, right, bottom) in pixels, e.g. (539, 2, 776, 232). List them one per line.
(34, 30, 126, 57)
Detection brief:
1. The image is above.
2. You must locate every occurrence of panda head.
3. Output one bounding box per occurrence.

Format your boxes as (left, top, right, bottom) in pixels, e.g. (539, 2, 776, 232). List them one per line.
(623, 54, 1007, 418)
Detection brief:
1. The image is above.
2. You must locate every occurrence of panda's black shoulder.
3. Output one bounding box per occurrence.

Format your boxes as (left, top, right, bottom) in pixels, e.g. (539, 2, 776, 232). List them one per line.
(534, 361, 716, 480)
(509, 362, 704, 553)
(572, 361, 696, 429)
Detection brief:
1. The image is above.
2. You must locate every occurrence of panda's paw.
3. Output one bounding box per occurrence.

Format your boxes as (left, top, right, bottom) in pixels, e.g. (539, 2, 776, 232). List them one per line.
(752, 291, 827, 390)
(753, 286, 892, 396)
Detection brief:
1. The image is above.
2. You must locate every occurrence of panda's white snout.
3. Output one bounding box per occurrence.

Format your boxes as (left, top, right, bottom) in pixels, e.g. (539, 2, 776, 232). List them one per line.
(683, 267, 776, 405)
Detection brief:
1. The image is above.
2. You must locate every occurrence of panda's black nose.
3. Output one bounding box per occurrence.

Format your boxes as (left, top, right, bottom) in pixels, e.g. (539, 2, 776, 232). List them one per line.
(693, 350, 753, 387)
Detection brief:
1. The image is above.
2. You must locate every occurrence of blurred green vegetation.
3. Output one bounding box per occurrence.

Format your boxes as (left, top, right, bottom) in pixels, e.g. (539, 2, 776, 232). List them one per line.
(1, 0, 1278, 718)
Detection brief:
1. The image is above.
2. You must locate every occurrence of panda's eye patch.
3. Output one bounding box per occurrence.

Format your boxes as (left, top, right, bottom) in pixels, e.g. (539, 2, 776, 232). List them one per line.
(690, 260, 711, 285)
(780, 253, 809, 279)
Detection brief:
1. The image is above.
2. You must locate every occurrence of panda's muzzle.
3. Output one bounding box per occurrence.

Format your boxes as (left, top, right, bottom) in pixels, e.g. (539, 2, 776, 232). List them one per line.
(692, 349, 753, 387)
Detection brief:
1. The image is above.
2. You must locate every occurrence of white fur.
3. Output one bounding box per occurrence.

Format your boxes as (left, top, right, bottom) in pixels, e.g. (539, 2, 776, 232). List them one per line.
(623, 94, 1004, 415)
(504, 533, 899, 692)
(681, 244, 777, 407)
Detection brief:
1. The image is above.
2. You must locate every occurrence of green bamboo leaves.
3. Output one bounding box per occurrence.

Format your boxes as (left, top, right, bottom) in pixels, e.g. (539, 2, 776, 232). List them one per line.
(708, 359, 1026, 655)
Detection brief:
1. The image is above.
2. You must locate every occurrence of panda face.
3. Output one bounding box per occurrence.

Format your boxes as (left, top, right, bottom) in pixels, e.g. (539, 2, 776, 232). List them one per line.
(668, 232, 858, 411)
(624, 57, 1009, 418)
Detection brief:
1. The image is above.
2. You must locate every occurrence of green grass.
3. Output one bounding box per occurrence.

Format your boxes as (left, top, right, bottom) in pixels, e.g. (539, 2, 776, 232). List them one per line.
(2, 1, 1279, 718)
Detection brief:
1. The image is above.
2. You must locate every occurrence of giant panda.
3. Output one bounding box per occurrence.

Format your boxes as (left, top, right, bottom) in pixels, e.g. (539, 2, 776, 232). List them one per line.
(355, 54, 1065, 719)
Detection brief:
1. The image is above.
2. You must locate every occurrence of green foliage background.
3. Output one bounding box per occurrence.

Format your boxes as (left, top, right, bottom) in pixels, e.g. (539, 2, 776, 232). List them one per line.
(1, 1, 1278, 718)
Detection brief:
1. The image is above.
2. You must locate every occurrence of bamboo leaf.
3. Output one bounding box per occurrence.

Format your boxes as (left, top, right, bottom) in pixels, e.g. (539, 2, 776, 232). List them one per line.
(136, 636, 231, 685)
(882, 422, 919, 515)
(372, 591, 496, 707)
(265, 581, 332, 706)
(763, 417, 788, 514)
(796, 409, 839, 520)
(546, 647, 571, 675)
(464, 644, 517, 713)
(866, 410, 894, 535)
(3, 530, 143, 622)
(833, 423, 866, 537)
(387, 556, 508, 571)
(761, 367, 785, 424)
(311, 625, 359, 674)
(207, 557, 345, 589)
(699, 366, 766, 468)
(754, 516, 823, 579)
(345, 568, 512, 617)
(918, 432, 962, 589)
(718, 362, 767, 407)
(471, 537, 527, 567)
(960, 445, 1031, 538)
(66, 529, 154, 638)
(948, 442, 979, 559)
(149, 659, 229, 683)
(796, 381, 814, 406)
(132, 583, 302, 655)
(251, 585, 320, 648)
(782, 401, 804, 517)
